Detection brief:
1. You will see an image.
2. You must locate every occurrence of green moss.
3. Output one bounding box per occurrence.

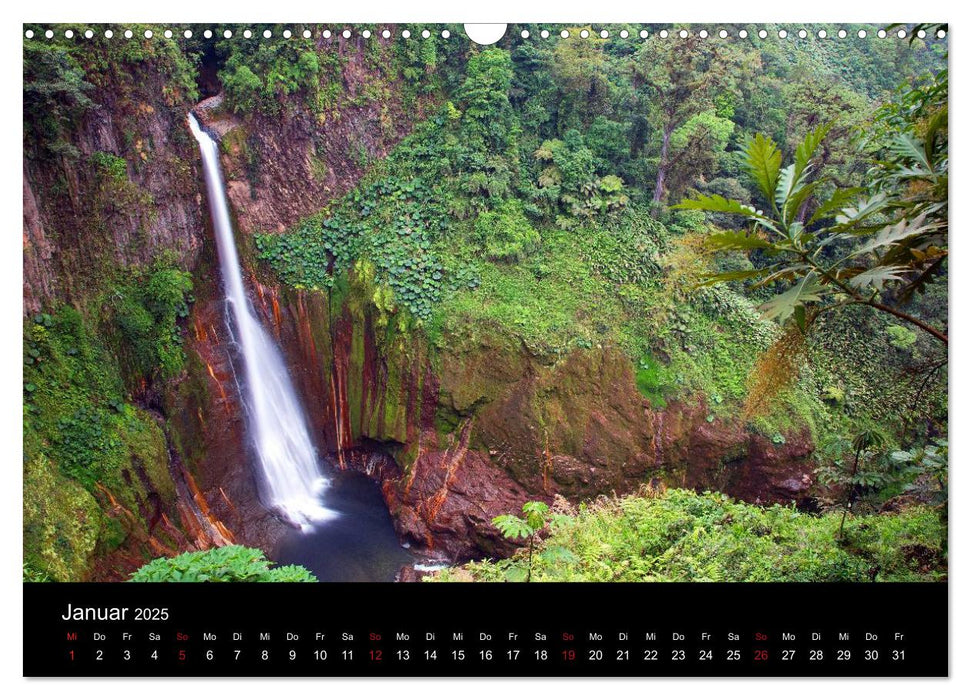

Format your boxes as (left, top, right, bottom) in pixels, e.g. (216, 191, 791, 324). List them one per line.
(23, 297, 183, 579)
(23, 455, 102, 581)
(120, 406, 177, 505)
(634, 353, 668, 408)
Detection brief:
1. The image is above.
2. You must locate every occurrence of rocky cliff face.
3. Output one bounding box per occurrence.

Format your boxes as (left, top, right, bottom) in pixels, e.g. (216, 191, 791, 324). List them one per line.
(22, 35, 440, 579)
(200, 36, 438, 238)
(176, 267, 815, 563)
(23, 71, 204, 315)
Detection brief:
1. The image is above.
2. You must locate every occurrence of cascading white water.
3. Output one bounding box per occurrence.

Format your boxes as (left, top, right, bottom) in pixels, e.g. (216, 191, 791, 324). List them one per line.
(188, 113, 334, 530)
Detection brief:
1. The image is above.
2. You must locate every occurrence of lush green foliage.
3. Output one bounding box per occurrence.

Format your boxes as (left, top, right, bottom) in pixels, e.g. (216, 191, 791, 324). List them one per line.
(676, 73, 947, 346)
(23, 264, 191, 579)
(492, 501, 571, 582)
(130, 546, 317, 582)
(108, 264, 194, 381)
(23, 24, 198, 157)
(437, 489, 945, 583)
(216, 31, 331, 115)
(473, 200, 541, 262)
(255, 30, 946, 456)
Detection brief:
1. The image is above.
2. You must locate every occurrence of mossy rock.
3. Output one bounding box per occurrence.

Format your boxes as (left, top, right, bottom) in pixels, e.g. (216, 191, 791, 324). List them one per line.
(23, 455, 102, 581)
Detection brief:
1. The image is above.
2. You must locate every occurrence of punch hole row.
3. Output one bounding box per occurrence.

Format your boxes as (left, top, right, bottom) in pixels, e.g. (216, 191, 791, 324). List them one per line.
(22, 27, 454, 41)
(24, 26, 947, 41)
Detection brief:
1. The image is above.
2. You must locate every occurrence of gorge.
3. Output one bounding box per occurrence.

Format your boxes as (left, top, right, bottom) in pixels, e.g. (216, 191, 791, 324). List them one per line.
(23, 25, 947, 584)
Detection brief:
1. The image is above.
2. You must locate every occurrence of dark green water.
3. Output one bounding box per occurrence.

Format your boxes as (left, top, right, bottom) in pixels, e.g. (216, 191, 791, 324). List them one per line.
(271, 468, 415, 582)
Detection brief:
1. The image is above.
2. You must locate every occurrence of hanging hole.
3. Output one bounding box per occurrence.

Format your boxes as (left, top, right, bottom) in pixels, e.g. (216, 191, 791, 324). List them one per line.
(464, 24, 507, 45)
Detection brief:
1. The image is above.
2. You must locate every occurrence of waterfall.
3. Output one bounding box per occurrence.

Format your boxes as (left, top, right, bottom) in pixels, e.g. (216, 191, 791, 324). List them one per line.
(188, 113, 334, 530)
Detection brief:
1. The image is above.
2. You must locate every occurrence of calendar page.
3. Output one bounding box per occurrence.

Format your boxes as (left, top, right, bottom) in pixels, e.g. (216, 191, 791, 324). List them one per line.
(22, 21, 948, 677)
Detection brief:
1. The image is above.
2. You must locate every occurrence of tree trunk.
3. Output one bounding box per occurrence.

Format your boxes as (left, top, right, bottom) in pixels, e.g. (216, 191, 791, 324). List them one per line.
(838, 446, 864, 541)
(653, 125, 674, 203)
(526, 535, 534, 583)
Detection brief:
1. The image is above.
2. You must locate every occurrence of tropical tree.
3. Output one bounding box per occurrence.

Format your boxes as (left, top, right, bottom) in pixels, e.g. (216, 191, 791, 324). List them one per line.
(549, 27, 611, 131)
(492, 501, 562, 582)
(674, 117, 947, 345)
(633, 35, 748, 203)
(818, 429, 888, 540)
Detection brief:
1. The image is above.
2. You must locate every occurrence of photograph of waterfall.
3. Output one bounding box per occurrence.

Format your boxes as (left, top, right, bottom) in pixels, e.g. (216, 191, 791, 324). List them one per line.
(23, 23, 947, 590)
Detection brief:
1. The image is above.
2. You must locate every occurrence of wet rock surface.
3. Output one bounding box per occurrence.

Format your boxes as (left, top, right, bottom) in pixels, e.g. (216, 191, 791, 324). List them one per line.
(179, 276, 816, 564)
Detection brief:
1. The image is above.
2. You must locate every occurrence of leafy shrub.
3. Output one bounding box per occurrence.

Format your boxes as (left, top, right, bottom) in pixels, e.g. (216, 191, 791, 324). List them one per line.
(130, 546, 317, 582)
(90, 151, 128, 183)
(886, 324, 918, 350)
(222, 64, 262, 114)
(492, 501, 573, 582)
(436, 489, 945, 583)
(23, 40, 95, 156)
(217, 30, 331, 115)
(109, 264, 193, 380)
(473, 200, 541, 262)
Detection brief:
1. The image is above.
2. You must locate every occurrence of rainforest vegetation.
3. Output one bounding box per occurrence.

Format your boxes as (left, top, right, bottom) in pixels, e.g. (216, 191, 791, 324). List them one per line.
(23, 24, 947, 583)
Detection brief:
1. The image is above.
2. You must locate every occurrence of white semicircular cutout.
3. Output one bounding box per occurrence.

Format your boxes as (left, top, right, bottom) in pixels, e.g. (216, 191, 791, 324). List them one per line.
(464, 23, 507, 45)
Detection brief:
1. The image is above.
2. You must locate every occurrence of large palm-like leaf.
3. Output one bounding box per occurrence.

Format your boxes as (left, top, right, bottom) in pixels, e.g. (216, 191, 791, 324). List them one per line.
(759, 273, 826, 322)
(745, 133, 782, 209)
(674, 114, 947, 345)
